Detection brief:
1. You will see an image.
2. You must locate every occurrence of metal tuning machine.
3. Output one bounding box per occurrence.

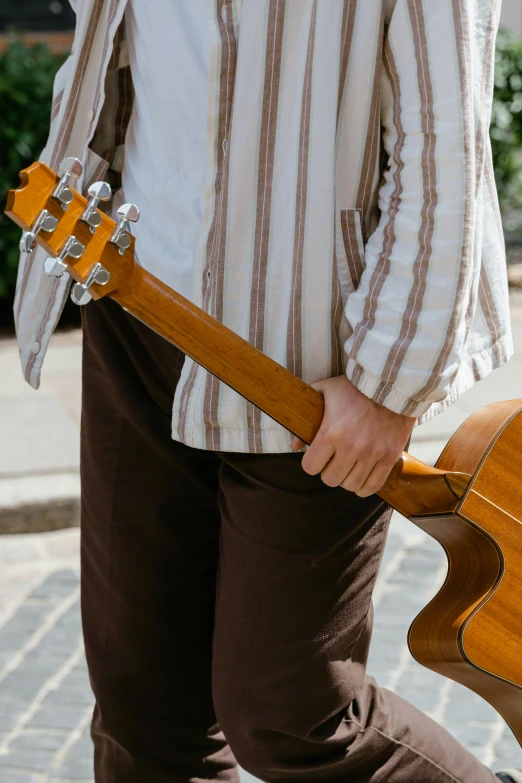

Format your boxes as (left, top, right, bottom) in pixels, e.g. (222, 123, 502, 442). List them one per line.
(53, 157, 83, 210)
(70, 263, 111, 306)
(110, 203, 140, 254)
(19, 209, 58, 253)
(43, 235, 85, 279)
(80, 181, 113, 232)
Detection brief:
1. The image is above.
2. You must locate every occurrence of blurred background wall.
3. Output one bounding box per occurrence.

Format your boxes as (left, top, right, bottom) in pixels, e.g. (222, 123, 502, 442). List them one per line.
(502, 0, 522, 36)
(0, 0, 74, 52)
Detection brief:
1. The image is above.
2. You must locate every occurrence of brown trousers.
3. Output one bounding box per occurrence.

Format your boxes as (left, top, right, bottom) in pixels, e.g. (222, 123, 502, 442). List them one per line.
(81, 298, 495, 783)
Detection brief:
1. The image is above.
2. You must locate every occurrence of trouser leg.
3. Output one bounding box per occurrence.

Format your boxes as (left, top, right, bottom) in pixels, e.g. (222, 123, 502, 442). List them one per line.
(212, 451, 496, 783)
(80, 298, 238, 783)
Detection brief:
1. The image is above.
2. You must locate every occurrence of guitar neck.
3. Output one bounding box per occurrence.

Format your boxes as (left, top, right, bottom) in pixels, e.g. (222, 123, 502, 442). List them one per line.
(112, 265, 464, 519)
(3, 159, 468, 517)
(120, 266, 324, 442)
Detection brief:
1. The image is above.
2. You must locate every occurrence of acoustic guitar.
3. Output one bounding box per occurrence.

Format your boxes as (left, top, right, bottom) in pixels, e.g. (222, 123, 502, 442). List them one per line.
(6, 158, 522, 745)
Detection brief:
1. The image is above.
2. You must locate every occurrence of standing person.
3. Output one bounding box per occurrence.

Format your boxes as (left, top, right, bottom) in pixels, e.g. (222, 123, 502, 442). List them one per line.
(14, 1, 519, 781)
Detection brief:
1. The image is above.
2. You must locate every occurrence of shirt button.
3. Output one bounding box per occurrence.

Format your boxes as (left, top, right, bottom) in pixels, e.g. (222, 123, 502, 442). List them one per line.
(87, 109, 94, 123)
(31, 341, 40, 355)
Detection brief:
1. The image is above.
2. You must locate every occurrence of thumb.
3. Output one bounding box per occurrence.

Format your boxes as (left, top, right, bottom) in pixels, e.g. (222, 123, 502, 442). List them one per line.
(290, 436, 307, 451)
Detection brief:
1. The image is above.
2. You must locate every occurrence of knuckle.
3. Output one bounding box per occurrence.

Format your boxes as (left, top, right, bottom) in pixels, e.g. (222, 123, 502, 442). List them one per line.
(348, 434, 363, 451)
(370, 446, 385, 463)
(380, 447, 396, 465)
(366, 482, 384, 496)
(325, 426, 343, 444)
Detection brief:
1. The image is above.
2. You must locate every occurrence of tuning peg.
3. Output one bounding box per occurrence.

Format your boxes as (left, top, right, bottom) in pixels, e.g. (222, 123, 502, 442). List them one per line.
(80, 181, 113, 232)
(19, 209, 58, 253)
(43, 235, 85, 279)
(71, 262, 111, 306)
(110, 203, 140, 254)
(53, 157, 83, 209)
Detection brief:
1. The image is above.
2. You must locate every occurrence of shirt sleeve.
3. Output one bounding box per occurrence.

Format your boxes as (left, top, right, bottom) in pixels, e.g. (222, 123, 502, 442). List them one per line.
(343, 0, 501, 418)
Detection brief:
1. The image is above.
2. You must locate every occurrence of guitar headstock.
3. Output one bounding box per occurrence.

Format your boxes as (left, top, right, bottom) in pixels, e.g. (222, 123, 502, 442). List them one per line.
(5, 158, 140, 305)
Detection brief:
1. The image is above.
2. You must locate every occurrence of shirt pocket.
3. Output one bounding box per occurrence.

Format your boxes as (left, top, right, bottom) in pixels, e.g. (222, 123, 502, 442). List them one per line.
(338, 209, 366, 292)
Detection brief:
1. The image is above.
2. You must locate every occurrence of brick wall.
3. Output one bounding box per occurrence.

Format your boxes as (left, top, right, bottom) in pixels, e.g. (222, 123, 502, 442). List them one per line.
(0, 0, 75, 33)
(2, 1, 520, 40)
(0, 0, 75, 53)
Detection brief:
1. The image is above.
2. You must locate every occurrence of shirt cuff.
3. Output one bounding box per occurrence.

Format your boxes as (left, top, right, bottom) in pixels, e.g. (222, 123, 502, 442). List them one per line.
(345, 358, 433, 419)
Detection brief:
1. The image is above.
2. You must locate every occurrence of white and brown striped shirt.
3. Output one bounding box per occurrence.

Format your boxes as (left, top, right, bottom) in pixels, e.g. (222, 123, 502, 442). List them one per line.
(14, 0, 512, 453)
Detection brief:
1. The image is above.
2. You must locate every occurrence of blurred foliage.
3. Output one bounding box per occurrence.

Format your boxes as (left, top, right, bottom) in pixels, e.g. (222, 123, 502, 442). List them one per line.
(0, 39, 67, 299)
(492, 29, 522, 213)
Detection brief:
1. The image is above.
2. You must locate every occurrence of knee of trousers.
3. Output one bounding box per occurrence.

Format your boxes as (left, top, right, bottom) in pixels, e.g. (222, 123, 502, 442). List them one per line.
(214, 707, 361, 781)
(213, 670, 360, 780)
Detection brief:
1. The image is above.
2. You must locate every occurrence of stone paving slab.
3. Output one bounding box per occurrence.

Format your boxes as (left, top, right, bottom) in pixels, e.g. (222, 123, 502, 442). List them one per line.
(0, 331, 82, 535)
(0, 524, 520, 782)
(0, 397, 80, 478)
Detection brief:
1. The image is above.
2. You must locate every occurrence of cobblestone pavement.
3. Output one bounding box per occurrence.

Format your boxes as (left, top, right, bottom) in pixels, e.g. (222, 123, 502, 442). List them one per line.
(0, 521, 520, 783)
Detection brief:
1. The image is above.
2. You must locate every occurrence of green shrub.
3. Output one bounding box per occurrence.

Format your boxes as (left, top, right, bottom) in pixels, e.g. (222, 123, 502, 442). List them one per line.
(492, 28, 522, 212)
(0, 39, 67, 299)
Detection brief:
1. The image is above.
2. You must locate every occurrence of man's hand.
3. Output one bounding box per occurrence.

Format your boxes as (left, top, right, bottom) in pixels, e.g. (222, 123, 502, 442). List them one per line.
(290, 375, 416, 497)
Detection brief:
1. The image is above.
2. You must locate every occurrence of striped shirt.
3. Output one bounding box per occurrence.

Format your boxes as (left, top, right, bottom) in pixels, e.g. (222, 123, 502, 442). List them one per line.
(121, 0, 211, 303)
(14, 0, 513, 454)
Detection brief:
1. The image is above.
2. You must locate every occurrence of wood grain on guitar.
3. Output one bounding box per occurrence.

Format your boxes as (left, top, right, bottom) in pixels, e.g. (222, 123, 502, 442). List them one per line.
(6, 160, 522, 744)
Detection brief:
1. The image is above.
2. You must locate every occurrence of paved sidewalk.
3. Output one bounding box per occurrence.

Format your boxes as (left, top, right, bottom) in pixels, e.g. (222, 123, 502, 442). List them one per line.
(0, 329, 82, 535)
(1, 293, 522, 780)
(0, 521, 520, 783)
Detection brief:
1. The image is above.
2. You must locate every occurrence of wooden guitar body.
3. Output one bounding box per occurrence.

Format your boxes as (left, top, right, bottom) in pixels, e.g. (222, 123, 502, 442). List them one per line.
(6, 161, 522, 744)
(409, 400, 522, 743)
